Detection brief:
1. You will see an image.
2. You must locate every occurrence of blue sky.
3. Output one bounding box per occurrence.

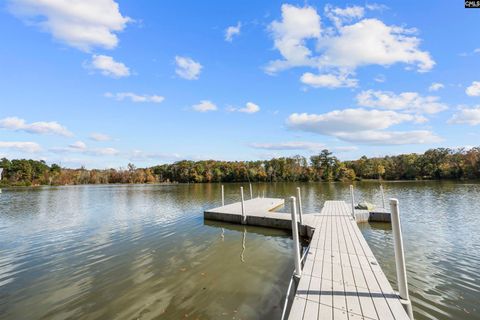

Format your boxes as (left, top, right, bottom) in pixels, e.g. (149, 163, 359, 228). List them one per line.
(1, 0, 480, 168)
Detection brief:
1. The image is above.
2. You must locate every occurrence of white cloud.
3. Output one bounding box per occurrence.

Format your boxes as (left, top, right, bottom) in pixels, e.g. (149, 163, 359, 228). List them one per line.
(301, 72, 357, 88)
(466, 81, 480, 96)
(69, 140, 87, 150)
(266, 4, 321, 74)
(228, 102, 260, 114)
(104, 92, 164, 103)
(0, 141, 41, 153)
(89, 147, 118, 156)
(50, 142, 118, 156)
(266, 5, 434, 87)
(87, 54, 130, 78)
(0, 116, 73, 136)
(286, 109, 438, 145)
(448, 106, 480, 125)
(250, 141, 325, 152)
(89, 133, 111, 141)
(192, 100, 217, 112)
(225, 22, 241, 42)
(130, 150, 182, 161)
(175, 56, 202, 80)
(325, 4, 364, 28)
(356, 90, 447, 114)
(8, 0, 131, 52)
(334, 130, 441, 145)
(428, 82, 444, 92)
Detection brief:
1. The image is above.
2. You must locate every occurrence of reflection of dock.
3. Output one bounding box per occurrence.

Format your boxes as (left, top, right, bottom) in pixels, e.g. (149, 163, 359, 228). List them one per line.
(204, 188, 413, 320)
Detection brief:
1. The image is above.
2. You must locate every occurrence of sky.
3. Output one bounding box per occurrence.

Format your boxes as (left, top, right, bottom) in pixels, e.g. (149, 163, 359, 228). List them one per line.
(1, 0, 480, 169)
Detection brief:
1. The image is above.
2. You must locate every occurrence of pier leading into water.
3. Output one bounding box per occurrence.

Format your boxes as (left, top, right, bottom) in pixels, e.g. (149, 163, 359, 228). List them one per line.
(204, 187, 413, 320)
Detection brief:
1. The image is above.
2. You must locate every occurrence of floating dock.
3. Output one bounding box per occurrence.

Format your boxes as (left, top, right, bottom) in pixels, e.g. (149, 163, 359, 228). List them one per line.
(204, 194, 412, 320)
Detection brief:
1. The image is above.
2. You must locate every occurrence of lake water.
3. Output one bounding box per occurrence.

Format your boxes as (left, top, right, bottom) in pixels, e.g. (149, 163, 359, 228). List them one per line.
(0, 182, 479, 319)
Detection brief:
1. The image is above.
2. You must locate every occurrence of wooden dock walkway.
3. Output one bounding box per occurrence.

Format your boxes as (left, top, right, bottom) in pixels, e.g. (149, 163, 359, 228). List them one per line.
(204, 196, 411, 320)
(288, 201, 409, 320)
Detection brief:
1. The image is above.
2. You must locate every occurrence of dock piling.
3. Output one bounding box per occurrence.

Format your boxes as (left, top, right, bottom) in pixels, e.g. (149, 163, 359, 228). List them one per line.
(380, 185, 386, 208)
(221, 185, 225, 206)
(249, 183, 253, 199)
(240, 187, 246, 224)
(350, 185, 355, 218)
(290, 196, 302, 278)
(390, 198, 414, 319)
(296, 187, 304, 226)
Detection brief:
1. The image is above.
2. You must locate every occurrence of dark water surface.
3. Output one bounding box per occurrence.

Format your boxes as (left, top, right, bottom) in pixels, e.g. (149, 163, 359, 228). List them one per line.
(0, 181, 479, 319)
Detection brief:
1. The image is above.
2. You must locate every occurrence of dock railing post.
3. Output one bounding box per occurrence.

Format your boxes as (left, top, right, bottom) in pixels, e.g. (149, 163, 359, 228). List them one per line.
(380, 185, 386, 208)
(221, 185, 225, 206)
(350, 185, 355, 219)
(240, 187, 246, 224)
(290, 197, 302, 278)
(296, 187, 304, 226)
(249, 183, 253, 199)
(389, 199, 414, 319)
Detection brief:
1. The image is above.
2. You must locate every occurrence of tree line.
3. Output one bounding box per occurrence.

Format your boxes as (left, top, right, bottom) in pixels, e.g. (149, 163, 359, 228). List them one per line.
(1, 147, 479, 186)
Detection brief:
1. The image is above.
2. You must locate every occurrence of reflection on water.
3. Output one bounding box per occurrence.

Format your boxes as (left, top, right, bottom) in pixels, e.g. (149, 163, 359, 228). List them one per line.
(0, 181, 479, 319)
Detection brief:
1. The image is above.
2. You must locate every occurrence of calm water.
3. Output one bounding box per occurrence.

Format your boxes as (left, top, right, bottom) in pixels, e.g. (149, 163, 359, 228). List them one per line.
(0, 182, 479, 319)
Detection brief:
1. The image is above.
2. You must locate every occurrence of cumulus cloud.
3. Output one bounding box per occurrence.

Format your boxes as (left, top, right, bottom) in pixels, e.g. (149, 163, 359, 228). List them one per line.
(286, 109, 439, 145)
(192, 100, 217, 112)
(0, 141, 41, 153)
(448, 106, 480, 125)
(250, 141, 325, 152)
(225, 22, 241, 42)
(175, 56, 202, 80)
(266, 4, 434, 87)
(228, 102, 260, 114)
(87, 54, 130, 78)
(356, 90, 448, 114)
(428, 82, 444, 92)
(89, 133, 111, 141)
(0, 116, 73, 136)
(266, 4, 321, 74)
(8, 0, 131, 52)
(104, 92, 164, 103)
(466, 81, 480, 96)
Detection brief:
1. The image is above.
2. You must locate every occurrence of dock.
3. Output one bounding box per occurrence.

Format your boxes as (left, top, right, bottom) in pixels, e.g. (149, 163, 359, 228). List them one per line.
(288, 201, 410, 320)
(204, 190, 413, 320)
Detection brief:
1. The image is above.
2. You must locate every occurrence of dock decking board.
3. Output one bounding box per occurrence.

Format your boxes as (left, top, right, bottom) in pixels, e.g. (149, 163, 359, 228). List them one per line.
(288, 201, 409, 320)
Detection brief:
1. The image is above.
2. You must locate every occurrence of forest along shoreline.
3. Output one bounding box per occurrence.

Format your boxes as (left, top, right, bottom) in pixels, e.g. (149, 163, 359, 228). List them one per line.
(1, 147, 479, 187)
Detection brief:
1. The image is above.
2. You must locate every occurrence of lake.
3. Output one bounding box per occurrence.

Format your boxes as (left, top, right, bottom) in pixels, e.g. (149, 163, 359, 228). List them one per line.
(0, 181, 479, 319)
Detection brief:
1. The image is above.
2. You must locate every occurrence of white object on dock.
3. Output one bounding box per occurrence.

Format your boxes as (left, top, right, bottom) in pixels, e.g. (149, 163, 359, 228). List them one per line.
(296, 187, 303, 226)
(221, 185, 225, 206)
(380, 185, 386, 208)
(390, 198, 414, 319)
(290, 197, 302, 278)
(350, 185, 355, 218)
(240, 187, 246, 224)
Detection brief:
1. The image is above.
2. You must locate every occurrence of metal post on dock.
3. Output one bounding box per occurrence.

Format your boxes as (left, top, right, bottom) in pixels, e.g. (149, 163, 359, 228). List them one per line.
(221, 185, 225, 206)
(389, 199, 414, 319)
(296, 187, 304, 226)
(240, 187, 246, 224)
(350, 185, 355, 219)
(249, 183, 253, 199)
(380, 185, 386, 208)
(290, 197, 302, 278)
